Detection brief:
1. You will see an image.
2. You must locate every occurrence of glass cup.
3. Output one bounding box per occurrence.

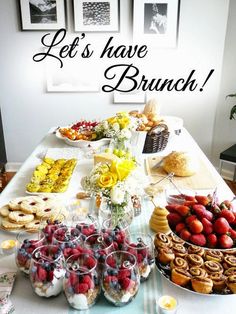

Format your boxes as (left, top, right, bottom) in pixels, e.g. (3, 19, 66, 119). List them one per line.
(75, 215, 99, 240)
(52, 226, 84, 259)
(103, 251, 140, 306)
(29, 245, 65, 298)
(15, 229, 45, 275)
(41, 215, 66, 244)
(101, 218, 130, 250)
(125, 233, 154, 282)
(63, 253, 100, 310)
(84, 233, 114, 269)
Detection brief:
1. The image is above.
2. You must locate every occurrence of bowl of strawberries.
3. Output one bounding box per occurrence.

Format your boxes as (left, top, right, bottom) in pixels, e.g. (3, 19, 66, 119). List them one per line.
(166, 190, 236, 250)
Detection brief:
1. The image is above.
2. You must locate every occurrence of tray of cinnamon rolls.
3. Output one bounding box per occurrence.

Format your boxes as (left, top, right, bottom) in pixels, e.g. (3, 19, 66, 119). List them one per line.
(154, 232, 236, 295)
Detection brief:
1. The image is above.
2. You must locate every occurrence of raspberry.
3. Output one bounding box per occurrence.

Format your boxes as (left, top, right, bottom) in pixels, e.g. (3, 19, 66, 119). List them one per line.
(137, 253, 144, 263)
(48, 270, 54, 282)
(74, 283, 89, 294)
(82, 275, 94, 289)
(120, 277, 131, 290)
(86, 256, 96, 269)
(118, 269, 130, 280)
(104, 275, 117, 283)
(70, 273, 79, 286)
(37, 267, 47, 282)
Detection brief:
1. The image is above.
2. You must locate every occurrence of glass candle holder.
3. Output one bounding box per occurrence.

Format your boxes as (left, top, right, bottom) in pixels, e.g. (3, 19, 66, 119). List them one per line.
(156, 295, 178, 314)
(52, 226, 85, 259)
(125, 233, 154, 282)
(63, 253, 100, 310)
(103, 251, 140, 306)
(15, 229, 45, 275)
(29, 245, 65, 298)
(75, 215, 99, 240)
(101, 218, 130, 250)
(84, 233, 114, 269)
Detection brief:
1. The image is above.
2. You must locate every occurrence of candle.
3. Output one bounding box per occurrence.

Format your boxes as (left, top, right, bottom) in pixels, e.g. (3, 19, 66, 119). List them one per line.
(157, 295, 178, 314)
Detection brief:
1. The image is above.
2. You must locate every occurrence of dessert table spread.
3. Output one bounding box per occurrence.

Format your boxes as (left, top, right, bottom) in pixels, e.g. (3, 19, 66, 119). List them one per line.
(0, 128, 235, 314)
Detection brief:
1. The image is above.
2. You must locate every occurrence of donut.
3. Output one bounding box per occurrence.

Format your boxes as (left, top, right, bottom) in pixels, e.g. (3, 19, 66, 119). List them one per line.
(0, 205, 11, 217)
(8, 211, 34, 224)
(20, 196, 45, 214)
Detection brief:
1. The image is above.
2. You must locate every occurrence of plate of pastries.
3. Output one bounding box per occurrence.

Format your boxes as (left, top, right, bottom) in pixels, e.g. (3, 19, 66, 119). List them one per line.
(0, 195, 68, 232)
(154, 232, 236, 295)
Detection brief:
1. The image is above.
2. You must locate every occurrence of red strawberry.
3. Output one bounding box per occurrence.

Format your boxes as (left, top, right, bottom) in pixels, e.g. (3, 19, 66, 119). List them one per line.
(165, 204, 179, 213)
(195, 195, 210, 206)
(210, 204, 221, 215)
(185, 215, 197, 226)
(219, 209, 235, 224)
(120, 277, 131, 290)
(167, 213, 182, 228)
(206, 234, 217, 248)
(74, 283, 89, 294)
(175, 222, 186, 233)
(201, 218, 213, 235)
(189, 219, 203, 234)
(201, 210, 213, 221)
(174, 205, 190, 217)
(37, 267, 47, 282)
(192, 204, 206, 219)
(180, 228, 191, 241)
(220, 200, 233, 211)
(229, 228, 236, 240)
(218, 234, 233, 249)
(189, 234, 206, 247)
(213, 217, 230, 235)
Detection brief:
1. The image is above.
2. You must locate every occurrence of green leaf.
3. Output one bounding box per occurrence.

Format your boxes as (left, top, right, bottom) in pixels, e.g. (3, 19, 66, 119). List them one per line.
(230, 105, 236, 120)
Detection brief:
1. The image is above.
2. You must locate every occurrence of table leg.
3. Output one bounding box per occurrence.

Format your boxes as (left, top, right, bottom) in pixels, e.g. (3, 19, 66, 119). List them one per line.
(233, 166, 236, 182)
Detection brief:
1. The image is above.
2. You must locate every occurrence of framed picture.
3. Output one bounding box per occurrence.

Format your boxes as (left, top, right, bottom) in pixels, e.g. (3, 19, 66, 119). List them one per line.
(133, 0, 180, 48)
(19, 0, 66, 30)
(73, 0, 119, 32)
(114, 90, 146, 104)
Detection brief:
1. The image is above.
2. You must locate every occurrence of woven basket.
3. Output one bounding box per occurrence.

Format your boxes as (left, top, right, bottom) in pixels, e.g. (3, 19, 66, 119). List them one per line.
(142, 124, 169, 154)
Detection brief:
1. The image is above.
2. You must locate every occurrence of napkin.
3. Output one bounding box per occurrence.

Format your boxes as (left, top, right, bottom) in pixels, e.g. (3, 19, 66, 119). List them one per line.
(0, 268, 16, 314)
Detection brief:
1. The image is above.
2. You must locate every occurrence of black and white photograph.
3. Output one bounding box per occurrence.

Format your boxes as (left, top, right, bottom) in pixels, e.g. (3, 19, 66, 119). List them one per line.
(144, 3, 168, 34)
(74, 0, 119, 32)
(29, 0, 57, 24)
(133, 0, 179, 47)
(20, 0, 65, 30)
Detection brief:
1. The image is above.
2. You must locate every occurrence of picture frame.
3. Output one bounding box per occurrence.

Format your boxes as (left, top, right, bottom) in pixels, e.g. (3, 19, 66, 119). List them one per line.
(19, 0, 66, 30)
(73, 0, 119, 32)
(133, 0, 180, 48)
(113, 90, 146, 104)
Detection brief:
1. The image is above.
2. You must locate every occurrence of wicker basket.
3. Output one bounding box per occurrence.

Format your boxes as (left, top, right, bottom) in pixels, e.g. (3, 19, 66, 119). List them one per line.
(142, 124, 169, 153)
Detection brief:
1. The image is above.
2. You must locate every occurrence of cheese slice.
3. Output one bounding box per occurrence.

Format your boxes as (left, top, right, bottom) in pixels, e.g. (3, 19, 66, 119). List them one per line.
(94, 153, 119, 165)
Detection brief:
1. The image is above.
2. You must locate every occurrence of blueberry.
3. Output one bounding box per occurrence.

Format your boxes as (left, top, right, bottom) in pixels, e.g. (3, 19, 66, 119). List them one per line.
(31, 266, 37, 273)
(67, 286, 74, 294)
(111, 269, 118, 276)
(94, 252, 100, 259)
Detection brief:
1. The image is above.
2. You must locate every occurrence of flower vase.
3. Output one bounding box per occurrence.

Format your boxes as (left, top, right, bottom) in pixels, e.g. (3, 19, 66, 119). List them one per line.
(110, 137, 132, 158)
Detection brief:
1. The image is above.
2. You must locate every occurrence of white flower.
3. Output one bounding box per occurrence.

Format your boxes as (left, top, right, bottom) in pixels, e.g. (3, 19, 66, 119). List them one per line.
(110, 186, 125, 204)
(120, 129, 132, 139)
(112, 122, 120, 132)
(103, 120, 109, 130)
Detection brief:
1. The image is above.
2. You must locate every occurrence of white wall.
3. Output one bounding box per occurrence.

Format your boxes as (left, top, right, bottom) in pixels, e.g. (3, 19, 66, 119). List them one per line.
(212, 0, 236, 176)
(0, 0, 230, 164)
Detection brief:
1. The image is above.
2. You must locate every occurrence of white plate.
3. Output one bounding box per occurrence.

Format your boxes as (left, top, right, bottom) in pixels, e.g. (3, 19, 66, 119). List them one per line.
(55, 127, 110, 148)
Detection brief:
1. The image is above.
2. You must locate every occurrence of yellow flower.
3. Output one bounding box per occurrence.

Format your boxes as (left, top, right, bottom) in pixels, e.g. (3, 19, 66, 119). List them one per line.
(107, 116, 117, 125)
(118, 117, 130, 129)
(97, 172, 117, 188)
(111, 159, 136, 181)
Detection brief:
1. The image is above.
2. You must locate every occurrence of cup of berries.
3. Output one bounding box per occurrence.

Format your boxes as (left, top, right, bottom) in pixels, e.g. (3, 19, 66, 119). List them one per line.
(41, 216, 66, 244)
(15, 229, 45, 275)
(29, 245, 65, 297)
(84, 233, 114, 270)
(63, 253, 100, 310)
(125, 233, 154, 282)
(103, 251, 140, 306)
(75, 215, 99, 241)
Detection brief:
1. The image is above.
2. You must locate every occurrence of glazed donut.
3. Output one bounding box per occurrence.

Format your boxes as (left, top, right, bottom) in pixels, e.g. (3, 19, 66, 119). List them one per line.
(8, 211, 34, 224)
(20, 196, 45, 214)
(187, 254, 204, 268)
(191, 276, 213, 294)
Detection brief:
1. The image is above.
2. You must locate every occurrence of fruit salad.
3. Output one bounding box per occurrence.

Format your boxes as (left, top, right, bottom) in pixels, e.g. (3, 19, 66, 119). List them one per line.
(63, 253, 100, 310)
(103, 251, 140, 306)
(29, 245, 65, 297)
(59, 120, 99, 141)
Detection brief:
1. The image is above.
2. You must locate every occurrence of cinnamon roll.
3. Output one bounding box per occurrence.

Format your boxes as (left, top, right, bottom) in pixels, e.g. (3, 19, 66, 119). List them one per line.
(204, 261, 223, 275)
(223, 255, 236, 270)
(223, 249, 236, 255)
(154, 232, 172, 249)
(187, 254, 204, 268)
(191, 276, 213, 294)
(189, 267, 208, 278)
(157, 247, 175, 265)
(172, 243, 187, 258)
(187, 245, 205, 257)
(224, 267, 236, 277)
(169, 233, 185, 245)
(170, 257, 189, 270)
(171, 268, 191, 287)
(209, 273, 226, 293)
(205, 250, 224, 263)
(226, 275, 236, 293)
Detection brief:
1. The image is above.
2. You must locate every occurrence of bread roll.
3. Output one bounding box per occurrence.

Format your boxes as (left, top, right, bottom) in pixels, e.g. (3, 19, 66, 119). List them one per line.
(162, 151, 199, 177)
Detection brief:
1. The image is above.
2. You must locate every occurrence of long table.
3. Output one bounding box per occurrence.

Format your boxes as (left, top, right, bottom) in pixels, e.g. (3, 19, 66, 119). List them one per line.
(0, 128, 235, 314)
